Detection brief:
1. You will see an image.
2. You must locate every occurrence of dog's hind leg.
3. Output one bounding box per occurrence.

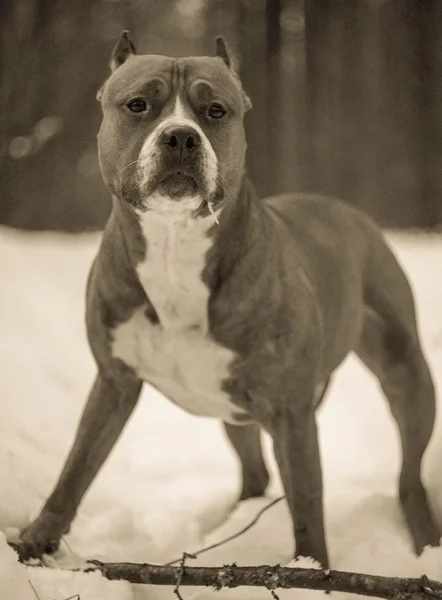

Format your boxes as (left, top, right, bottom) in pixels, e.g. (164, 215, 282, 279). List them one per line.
(15, 371, 142, 560)
(356, 305, 440, 554)
(224, 422, 270, 500)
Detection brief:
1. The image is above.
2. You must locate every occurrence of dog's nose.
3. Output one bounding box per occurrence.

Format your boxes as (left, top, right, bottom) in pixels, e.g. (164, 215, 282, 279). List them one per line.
(161, 126, 201, 158)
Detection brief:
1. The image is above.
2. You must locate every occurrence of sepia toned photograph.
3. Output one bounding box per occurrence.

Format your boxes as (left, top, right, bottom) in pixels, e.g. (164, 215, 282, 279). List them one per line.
(1, 1, 442, 598)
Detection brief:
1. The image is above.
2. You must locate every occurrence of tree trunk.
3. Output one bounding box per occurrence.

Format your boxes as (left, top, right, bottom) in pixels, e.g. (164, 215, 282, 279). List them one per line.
(304, 0, 442, 227)
(0, 0, 115, 231)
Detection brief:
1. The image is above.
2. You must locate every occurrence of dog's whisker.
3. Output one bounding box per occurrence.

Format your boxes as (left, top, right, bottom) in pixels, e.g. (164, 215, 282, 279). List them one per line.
(207, 200, 219, 225)
(116, 160, 139, 177)
(213, 174, 236, 206)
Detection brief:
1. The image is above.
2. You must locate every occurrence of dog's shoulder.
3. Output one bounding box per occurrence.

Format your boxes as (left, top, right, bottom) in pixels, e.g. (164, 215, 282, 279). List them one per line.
(263, 192, 371, 225)
(263, 192, 379, 249)
(85, 210, 149, 366)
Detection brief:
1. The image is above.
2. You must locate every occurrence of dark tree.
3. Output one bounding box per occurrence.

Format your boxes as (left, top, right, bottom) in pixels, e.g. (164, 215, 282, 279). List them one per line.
(1, 0, 441, 230)
(304, 0, 442, 227)
(0, 0, 116, 231)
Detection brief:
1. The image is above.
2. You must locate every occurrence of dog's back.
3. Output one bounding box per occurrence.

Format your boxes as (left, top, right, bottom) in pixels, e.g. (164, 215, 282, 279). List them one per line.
(263, 193, 417, 372)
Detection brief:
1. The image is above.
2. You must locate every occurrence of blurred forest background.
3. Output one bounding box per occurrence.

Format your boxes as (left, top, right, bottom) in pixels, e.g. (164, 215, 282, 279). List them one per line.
(1, 0, 442, 231)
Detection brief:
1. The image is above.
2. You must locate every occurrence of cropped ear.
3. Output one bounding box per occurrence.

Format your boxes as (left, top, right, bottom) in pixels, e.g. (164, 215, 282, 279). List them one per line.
(215, 36, 234, 69)
(110, 30, 136, 72)
(215, 37, 252, 113)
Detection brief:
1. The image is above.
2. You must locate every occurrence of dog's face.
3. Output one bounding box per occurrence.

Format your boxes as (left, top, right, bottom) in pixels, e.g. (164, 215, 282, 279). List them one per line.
(97, 33, 251, 217)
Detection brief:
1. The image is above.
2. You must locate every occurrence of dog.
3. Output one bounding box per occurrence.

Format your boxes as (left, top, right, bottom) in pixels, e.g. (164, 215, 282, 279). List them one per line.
(15, 33, 440, 568)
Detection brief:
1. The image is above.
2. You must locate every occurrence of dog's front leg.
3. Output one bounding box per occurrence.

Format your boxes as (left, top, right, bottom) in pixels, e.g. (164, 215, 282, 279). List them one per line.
(272, 405, 328, 568)
(15, 371, 142, 559)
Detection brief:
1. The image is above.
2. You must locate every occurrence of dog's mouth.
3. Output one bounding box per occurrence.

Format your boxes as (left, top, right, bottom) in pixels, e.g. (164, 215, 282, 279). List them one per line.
(158, 171, 199, 199)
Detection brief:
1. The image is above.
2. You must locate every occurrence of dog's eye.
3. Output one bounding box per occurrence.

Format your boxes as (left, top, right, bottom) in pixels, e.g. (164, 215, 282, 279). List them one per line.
(127, 98, 147, 113)
(207, 103, 226, 119)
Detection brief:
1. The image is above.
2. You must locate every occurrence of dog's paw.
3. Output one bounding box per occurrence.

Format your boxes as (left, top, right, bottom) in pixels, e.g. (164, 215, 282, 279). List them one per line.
(240, 466, 270, 500)
(10, 512, 69, 561)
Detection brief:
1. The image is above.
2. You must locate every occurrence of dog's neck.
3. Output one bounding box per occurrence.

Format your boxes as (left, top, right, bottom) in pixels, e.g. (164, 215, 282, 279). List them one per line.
(133, 194, 217, 330)
(109, 176, 278, 343)
(202, 177, 268, 285)
(112, 176, 267, 281)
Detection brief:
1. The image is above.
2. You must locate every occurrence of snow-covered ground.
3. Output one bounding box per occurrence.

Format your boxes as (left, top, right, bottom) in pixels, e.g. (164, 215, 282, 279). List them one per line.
(1, 225, 442, 600)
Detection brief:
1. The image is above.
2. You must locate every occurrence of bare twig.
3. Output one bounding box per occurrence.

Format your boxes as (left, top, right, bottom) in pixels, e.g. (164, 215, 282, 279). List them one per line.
(84, 561, 442, 599)
(28, 579, 41, 600)
(28, 576, 80, 600)
(174, 553, 196, 600)
(164, 495, 286, 566)
(18, 497, 442, 599)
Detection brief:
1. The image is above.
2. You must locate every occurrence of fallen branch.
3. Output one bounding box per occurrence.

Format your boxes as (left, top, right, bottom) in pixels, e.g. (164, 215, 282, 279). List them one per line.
(85, 560, 442, 599)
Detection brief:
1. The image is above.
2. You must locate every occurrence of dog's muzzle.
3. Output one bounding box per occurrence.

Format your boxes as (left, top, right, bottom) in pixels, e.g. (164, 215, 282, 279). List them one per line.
(157, 125, 202, 198)
(137, 116, 218, 204)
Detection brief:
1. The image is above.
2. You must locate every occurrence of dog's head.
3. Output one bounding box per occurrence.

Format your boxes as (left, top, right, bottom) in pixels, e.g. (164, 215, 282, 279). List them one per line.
(97, 32, 251, 218)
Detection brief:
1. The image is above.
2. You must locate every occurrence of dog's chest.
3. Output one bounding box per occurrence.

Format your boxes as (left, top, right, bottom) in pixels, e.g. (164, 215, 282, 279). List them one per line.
(111, 211, 243, 423)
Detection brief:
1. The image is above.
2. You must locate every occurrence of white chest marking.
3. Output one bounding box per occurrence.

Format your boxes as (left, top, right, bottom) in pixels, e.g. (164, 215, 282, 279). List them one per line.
(111, 201, 244, 423)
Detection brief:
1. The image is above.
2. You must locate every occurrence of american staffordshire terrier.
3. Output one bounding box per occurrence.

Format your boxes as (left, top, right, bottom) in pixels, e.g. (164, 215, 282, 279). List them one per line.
(15, 33, 440, 567)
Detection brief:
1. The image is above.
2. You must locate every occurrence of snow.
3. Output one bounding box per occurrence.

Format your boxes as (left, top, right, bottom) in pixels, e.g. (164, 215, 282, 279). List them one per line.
(0, 225, 441, 600)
